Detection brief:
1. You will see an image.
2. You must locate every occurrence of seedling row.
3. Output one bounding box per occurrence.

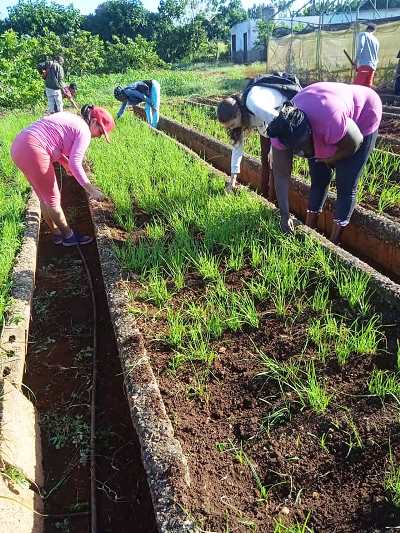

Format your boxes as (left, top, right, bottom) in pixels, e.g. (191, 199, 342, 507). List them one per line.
(88, 116, 400, 531)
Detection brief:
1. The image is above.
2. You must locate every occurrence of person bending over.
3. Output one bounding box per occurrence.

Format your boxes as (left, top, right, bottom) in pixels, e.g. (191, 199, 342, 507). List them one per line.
(114, 80, 160, 127)
(267, 82, 382, 243)
(11, 105, 115, 246)
(217, 73, 301, 192)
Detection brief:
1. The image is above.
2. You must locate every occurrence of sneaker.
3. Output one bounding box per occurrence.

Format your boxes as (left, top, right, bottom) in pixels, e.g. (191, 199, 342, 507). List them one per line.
(62, 231, 94, 247)
(53, 233, 63, 245)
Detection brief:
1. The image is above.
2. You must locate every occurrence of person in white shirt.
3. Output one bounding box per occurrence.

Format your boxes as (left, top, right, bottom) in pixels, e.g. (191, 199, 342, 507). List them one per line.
(353, 23, 380, 87)
(217, 76, 300, 191)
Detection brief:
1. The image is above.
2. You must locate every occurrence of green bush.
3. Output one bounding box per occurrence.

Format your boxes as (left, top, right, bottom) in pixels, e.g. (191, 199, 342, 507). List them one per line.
(104, 35, 166, 73)
(0, 30, 43, 108)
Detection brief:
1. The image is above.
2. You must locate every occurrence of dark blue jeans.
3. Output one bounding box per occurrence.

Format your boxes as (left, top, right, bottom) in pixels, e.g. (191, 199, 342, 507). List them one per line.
(308, 130, 378, 225)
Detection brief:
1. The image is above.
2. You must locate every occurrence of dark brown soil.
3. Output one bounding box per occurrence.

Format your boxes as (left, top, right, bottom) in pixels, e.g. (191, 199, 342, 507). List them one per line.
(380, 117, 400, 138)
(24, 173, 156, 532)
(104, 213, 400, 532)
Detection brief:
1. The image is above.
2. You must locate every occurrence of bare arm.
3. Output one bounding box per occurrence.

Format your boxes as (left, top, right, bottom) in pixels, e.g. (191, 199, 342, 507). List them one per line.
(320, 119, 363, 165)
(271, 146, 294, 233)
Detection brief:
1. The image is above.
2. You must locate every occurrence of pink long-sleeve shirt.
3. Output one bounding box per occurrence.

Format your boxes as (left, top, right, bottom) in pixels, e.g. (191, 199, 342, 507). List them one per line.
(24, 112, 91, 187)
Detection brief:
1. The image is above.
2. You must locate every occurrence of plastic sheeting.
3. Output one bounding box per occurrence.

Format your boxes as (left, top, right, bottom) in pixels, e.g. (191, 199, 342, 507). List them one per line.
(267, 20, 400, 83)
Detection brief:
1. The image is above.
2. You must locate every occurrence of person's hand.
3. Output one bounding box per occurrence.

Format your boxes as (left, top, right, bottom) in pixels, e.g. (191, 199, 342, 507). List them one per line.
(280, 215, 295, 235)
(85, 183, 105, 201)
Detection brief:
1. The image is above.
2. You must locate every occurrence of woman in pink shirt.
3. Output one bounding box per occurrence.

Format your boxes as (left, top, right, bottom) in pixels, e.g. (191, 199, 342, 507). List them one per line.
(11, 105, 115, 246)
(267, 82, 382, 243)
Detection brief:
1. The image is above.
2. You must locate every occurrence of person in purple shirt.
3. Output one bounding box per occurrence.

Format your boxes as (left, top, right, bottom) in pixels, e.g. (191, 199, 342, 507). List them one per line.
(267, 82, 382, 243)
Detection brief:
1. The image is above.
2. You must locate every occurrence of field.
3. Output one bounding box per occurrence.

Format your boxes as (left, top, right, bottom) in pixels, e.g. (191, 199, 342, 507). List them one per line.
(1, 64, 400, 532)
(85, 111, 400, 531)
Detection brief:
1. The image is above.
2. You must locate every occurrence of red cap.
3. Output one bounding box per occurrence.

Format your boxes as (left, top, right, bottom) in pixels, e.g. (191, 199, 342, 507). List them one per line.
(90, 106, 115, 143)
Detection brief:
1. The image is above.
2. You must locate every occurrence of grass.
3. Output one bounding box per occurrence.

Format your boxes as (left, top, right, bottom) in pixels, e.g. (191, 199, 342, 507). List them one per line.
(78, 63, 264, 108)
(0, 113, 33, 328)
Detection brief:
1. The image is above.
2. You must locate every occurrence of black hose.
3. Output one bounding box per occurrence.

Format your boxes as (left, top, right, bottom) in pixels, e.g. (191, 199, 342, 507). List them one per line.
(59, 167, 97, 532)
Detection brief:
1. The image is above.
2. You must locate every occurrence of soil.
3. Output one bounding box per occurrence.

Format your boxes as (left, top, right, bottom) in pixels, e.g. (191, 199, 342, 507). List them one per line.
(379, 117, 400, 138)
(101, 210, 400, 532)
(24, 173, 157, 533)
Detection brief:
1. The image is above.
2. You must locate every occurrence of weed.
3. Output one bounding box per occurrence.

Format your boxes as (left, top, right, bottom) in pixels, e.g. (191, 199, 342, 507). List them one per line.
(1, 463, 29, 489)
(41, 412, 90, 465)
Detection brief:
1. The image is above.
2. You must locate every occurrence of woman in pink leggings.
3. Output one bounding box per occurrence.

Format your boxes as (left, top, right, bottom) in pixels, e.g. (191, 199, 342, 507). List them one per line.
(11, 105, 115, 246)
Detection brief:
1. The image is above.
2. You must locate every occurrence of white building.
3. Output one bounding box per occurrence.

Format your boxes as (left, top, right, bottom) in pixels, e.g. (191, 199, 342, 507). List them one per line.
(231, 19, 264, 63)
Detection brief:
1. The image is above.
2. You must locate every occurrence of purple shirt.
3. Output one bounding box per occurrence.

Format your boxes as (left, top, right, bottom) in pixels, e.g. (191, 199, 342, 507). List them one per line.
(24, 112, 91, 186)
(271, 82, 382, 159)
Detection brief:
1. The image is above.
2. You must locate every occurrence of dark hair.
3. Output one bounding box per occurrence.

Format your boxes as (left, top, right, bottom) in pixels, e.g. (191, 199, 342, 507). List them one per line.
(81, 104, 94, 125)
(69, 82, 77, 91)
(217, 95, 251, 143)
(267, 102, 311, 148)
(217, 97, 240, 123)
(366, 23, 376, 31)
(114, 86, 127, 102)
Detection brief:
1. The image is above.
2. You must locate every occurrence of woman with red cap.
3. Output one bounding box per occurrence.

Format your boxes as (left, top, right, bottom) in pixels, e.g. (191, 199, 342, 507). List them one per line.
(11, 105, 115, 246)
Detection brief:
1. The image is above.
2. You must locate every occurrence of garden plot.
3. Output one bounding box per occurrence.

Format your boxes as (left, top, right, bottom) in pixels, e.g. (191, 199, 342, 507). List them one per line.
(89, 116, 400, 532)
(162, 101, 400, 221)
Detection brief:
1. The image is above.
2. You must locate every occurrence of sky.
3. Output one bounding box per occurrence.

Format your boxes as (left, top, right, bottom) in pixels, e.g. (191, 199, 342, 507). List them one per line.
(0, 0, 267, 18)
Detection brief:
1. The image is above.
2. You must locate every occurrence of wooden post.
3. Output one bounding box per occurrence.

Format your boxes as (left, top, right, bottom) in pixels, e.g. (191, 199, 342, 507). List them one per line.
(260, 135, 274, 200)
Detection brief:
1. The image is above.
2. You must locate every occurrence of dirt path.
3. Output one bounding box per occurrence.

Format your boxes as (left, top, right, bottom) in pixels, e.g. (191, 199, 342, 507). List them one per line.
(24, 172, 157, 533)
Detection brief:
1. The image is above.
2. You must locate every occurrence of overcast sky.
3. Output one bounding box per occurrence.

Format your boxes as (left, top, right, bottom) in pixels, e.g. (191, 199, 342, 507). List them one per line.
(0, 0, 269, 18)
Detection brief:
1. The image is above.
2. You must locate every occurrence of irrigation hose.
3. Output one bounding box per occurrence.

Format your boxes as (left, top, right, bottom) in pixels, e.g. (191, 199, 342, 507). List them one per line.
(59, 167, 98, 533)
(77, 243, 97, 533)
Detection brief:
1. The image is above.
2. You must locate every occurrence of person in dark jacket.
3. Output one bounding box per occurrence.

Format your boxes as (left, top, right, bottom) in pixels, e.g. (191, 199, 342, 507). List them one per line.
(114, 80, 160, 127)
(38, 56, 65, 114)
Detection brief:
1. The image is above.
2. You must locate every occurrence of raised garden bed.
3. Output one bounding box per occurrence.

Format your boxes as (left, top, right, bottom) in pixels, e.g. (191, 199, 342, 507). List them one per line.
(88, 116, 400, 532)
(134, 107, 400, 282)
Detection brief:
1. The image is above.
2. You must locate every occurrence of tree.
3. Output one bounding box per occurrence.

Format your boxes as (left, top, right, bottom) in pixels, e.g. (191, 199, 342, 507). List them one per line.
(104, 35, 165, 72)
(0, 30, 43, 108)
(210, 0, 247, 41)
(5, 0, 82, 37)
(83, 0, 147, 42)
(62, 30, 105, 76)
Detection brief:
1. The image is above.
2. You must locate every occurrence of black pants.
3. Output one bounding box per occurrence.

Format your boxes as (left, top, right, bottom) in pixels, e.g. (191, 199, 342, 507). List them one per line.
(308, 130, 378, 225)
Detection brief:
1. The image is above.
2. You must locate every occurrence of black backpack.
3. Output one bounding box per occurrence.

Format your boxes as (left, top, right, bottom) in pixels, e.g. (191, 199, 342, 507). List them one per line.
(241, 72, 302, 112)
